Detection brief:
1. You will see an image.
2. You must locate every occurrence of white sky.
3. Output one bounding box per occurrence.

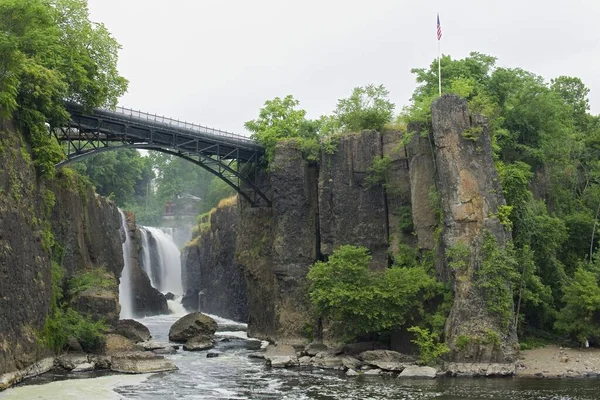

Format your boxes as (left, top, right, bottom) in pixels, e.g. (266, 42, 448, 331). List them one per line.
(87, 0, 600, 135)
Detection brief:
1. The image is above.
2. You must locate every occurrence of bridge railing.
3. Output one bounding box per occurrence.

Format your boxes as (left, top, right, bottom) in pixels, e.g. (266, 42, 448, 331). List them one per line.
(107, 105, 254, 143)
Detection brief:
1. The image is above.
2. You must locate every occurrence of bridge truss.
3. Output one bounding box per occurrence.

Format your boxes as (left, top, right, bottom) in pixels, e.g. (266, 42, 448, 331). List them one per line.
(54, 103, 271, 207)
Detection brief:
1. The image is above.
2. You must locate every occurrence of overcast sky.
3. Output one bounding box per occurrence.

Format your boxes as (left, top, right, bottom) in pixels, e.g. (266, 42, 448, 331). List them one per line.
(87, 0, 600, 135)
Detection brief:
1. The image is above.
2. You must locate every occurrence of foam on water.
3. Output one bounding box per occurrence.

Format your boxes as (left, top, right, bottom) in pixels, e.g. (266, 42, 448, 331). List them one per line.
(0, 374, 150, 400)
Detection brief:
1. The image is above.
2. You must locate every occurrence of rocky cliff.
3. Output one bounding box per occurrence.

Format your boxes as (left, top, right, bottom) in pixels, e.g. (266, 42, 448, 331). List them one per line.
(0, 124, 125, 378)
(430, 95, 518, 362)
(183, 97, 517, 359)
(181, 198, 248, 322)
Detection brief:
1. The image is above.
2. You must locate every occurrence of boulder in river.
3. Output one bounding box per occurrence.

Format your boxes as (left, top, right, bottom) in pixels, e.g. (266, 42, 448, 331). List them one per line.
(116, 319, 151, 343)
(165, 292, 176, 300)
(183, 336, 215, 351)
(169, 312, 217, 342)
(399, 366, 437, 378)
(359, 350, 415, 371)
(110, 352, 178, 374)
(102, 334, 140, 355)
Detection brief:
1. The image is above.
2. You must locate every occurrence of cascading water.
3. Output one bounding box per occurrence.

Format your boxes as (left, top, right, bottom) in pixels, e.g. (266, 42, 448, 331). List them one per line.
(139, 226, 183, 295)
(118, 210, 134, 319)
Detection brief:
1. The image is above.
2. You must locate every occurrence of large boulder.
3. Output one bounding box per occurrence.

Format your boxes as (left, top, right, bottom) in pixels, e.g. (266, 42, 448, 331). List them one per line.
(115, 319, 151, 343)
(102, 334, 139, 355)
(71, 288, 120, 326)
(359, 350, 415, 371)
(110, 352, 177, 374)
(399, 366, 437, 378)
(168, 312, 217, 342)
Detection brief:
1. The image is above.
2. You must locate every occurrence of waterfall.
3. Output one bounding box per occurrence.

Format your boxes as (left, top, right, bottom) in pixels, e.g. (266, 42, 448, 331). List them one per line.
(139, 226, 183, 294)
(118, 210, 134, 319)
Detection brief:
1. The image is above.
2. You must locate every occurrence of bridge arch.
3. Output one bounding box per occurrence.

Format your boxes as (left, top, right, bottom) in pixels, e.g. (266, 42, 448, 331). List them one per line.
(53, 103, 271, 207)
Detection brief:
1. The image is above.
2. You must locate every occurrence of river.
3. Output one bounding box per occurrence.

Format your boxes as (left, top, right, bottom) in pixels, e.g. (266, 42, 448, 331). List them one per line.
(2, 312, 600, 400)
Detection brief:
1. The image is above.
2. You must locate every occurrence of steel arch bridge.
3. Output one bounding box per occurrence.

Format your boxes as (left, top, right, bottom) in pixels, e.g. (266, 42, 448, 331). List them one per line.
(54, 102, 271, 207)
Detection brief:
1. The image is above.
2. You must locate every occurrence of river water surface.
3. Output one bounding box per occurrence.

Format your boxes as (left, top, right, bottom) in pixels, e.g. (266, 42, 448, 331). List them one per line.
(3, 312, 600, 400)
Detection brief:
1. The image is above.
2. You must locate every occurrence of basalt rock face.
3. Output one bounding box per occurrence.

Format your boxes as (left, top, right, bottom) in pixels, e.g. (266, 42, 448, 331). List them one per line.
(431, 95, 518, 362)
(319, 131, 389, 270)
(0, 124, 125, 379)
(0, 127, 53, 377)
(181, 202, 248, 322)
(128, 223, 168, 317)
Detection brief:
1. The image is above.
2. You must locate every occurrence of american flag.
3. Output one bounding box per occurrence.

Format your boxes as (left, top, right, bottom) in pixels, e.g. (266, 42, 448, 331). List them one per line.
(437, 14, 442, 40)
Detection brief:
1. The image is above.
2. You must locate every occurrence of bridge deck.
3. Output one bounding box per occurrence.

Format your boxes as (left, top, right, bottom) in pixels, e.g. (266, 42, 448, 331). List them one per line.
(64, 102, 263, 161)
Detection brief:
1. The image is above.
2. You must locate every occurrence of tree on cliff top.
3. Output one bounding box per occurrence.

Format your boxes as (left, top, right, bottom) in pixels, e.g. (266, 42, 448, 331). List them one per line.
(245, 95, 319, 163)
(333, 84, 395, 133)
(0, 0, 128, 177)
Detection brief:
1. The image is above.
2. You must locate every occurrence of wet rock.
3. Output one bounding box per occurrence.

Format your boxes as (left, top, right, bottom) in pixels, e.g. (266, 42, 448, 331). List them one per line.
(305, 342, 328, 356)
(72, 362, 95, 373)
(342, 357, 362, 371)
(445, 362, 516, 377)
(103, 334, 140, 354)
(207, 350, 221, 358)
(364, 368, 382, 376)
(346, 369, 360, 377)
(169, 312, 217, 342)
(89, 355, 111, 370)
(0, 357, 55, 391)
(265, 344, 296, 357)
(181, 203, 249, 322)
(359, 350, 414, 371)
(139, 340, 167, 351)
(248, 352, 266, 360)
(116, 319, 151, 343)
(165, 292, 176, 300)
(299, 356, 312, 365)
(181, 288, 200, 311)
(183, 336, 215, 351)
(269, 356, 298, 368)
(110, 352, 178, 374)
(217, 324, 247, 333)
(399, 366, 437, 379)
(153, 347, 177, 355)
(129, 258, 169, 317)
(57, 354, 89, 370)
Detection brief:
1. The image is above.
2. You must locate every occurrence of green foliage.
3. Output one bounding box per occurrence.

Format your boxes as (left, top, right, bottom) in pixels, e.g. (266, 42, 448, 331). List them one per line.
(555, 263, 600, 345)
(245, 95, 317, 164)
(40, 307, 107, 353)
(477, 232, 519, 329)
(0, 0, 127, 179)
(407, 326, 449, 365)
(365, 155, 391, 187)
(67, 267, 116, 297)
(496, 205, 514, 230)
(72, 149, 154, 205)
(308, 245, 444, 341)
(397, 205, 414, 234)
(462, 126, 484, 141)
(447, 242, 470, 272)
(333, 84, 395, 132)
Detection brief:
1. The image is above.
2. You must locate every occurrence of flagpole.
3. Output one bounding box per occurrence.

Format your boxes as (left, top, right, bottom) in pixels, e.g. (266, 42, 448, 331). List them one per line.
(437, 13, 441, 97)
(438, 39, 441, 97)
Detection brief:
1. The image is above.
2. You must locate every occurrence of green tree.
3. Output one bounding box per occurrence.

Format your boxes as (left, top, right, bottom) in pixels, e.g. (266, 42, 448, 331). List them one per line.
(308, 245, 444, 341)
(245, 95, 317, 163)
(333, 84, 394, 132)
(0, 0, 128, 177)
